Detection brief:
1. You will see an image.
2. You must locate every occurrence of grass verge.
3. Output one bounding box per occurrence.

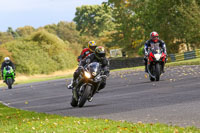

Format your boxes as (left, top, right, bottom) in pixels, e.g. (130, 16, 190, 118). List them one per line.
(110, 58, 200, 72)
(166, 58, 200, 67)
(0, 70, 74, 87)
(0, 103, 199, 133)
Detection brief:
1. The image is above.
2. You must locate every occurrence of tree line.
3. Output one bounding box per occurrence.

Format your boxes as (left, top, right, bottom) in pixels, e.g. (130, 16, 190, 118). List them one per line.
(73, 0, 200, 56)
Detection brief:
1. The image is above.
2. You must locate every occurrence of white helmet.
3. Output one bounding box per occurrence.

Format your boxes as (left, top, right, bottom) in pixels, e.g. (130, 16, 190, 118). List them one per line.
(4, 57, 10, 64)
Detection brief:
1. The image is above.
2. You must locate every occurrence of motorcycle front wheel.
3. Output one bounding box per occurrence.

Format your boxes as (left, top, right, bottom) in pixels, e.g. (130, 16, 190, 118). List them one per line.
(148, 65, 155, 81)
(7, 78, 13, 89)
(70, 96, 78, 107)
(155, 63, 160, 81)
(78, 85, 92, 107)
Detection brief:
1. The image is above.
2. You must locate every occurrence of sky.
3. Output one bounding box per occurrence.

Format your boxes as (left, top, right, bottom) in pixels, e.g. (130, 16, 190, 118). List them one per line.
(0, 0, 107, 32)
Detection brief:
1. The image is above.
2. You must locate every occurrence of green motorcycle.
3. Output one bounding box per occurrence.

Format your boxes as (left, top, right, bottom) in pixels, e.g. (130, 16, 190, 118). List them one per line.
(3, 66, 15, 89)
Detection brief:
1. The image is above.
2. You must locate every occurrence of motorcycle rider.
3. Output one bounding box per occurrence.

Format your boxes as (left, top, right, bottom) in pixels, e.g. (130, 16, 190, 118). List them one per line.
(68, 46, 109, 95)
(67, 41, 96, 89)
(1, 57, 15, 82)
(77, 41, 97, 62)
(144, 31, 167, 73)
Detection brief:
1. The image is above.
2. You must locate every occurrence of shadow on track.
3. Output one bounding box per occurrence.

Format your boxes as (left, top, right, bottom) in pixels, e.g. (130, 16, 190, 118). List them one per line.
(46, 103, 109, 113)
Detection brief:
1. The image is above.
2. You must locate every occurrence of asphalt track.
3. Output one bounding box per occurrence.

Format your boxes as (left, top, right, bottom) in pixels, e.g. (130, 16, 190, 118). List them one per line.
(1, 65, 200, 128)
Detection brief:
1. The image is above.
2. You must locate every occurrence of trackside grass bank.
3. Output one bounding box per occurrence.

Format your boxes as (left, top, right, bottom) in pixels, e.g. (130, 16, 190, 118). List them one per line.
(166, 58, 200, 67)
(0, 103, 199, 133)
(110, 57, 200, 72)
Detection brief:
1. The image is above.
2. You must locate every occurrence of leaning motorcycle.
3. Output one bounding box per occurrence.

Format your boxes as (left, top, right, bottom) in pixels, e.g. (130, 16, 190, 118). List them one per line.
(70, 62, 107, 107)
(147, 45, 166, 81)
(3, 66, 15, 89)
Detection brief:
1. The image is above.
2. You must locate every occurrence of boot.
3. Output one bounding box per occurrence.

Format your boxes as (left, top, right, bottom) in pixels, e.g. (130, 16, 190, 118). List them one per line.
(88, 96, 93, 102)
(162, 65, 165, 73)
(145, 65, 148, 73)
(67, 80, 76, 89)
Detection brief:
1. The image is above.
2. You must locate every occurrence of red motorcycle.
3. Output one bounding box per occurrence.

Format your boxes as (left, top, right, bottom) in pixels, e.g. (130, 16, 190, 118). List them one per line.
(147, 45, 166, 81)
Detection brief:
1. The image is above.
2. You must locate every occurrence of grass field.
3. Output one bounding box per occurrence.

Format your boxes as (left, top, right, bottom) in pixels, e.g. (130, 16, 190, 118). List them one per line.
(0, 103, 199, 133)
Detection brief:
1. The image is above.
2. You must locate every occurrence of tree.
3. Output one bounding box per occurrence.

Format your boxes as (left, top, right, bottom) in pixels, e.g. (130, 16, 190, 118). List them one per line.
(7, 27, 19, 38)
(107, 0, 200, 54)
(16, 26, 35, 37)
(138, 0, 200, 52)
(175, 0, 200, 49)
(106, 0, 145, 56)
(57, 21, 80, 43)
(44, 21, 80, 43)
(73, 4, 115, 37)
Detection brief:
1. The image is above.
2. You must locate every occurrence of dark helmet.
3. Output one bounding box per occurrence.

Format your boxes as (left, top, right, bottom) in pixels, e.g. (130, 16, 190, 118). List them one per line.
(4, 57, 10, 64)
(95, 46, 106, 59)
(150, 31, 159, 43)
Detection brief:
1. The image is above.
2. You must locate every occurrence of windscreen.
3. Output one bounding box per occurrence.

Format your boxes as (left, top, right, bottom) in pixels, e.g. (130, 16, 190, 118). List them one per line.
(88, 62, 100, 75)
(150, 44, 161, 54)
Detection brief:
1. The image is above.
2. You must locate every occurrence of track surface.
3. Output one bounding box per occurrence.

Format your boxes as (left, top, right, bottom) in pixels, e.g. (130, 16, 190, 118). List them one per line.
(1, 65, 200, 127)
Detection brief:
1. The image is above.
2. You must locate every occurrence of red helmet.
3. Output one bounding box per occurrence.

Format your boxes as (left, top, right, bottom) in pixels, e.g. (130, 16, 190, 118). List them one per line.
(150, 31, 159, 42)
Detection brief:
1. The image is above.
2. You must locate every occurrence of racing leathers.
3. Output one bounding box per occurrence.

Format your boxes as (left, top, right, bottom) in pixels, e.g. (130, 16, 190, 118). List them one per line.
(69, 53, 110, 90)
(1, 61, 15, 81)
(144, 39, 167, 73)
(77, 48, 93, 62)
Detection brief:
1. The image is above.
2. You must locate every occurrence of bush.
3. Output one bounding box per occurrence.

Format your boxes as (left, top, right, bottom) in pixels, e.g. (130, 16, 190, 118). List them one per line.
(138, 46, 144, 56)
(1, 30, 77, 75)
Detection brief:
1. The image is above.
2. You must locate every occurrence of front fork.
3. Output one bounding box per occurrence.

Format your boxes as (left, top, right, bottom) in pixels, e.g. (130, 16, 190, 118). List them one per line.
(72, 78, 83, 101)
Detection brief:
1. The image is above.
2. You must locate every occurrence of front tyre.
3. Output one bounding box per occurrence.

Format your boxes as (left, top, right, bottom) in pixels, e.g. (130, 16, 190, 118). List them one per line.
(78, 85, 92, 107)
(70, 96, 78, 107)
(7, 78, 13, 89)
(148, 65, 155, 81)
(155, 63, 160, 81)
(150, 76, 155, 81)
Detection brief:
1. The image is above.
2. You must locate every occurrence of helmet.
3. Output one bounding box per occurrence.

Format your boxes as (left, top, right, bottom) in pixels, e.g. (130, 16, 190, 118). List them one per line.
(150, 31, 159, 42)
(95, 46, 106, 59)
(88, 41, 97, 52)
(4, 57, 10, 64)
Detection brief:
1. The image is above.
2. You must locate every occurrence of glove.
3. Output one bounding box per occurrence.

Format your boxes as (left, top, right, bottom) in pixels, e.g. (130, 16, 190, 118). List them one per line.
(145, 51, 148, 56)
(166, 54, 168, 61)
(86, 59, 91, 64)
(103, 70, 110, 77)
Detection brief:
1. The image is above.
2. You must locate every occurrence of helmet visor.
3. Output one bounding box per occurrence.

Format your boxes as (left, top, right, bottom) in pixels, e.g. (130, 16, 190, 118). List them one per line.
(152, 36, 159, 40)
(89, 46, 97, 51)
(98, 53, 105, 58)
(5, 60, 10, 64)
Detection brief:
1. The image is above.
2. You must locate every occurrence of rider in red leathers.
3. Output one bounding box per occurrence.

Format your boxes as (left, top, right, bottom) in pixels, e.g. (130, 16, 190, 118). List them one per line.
(68, 41, 97, 89)
(77, 41, 97, 62)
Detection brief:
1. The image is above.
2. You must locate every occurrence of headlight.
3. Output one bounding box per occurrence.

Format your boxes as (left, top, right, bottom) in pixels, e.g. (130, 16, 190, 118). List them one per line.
(154, 54, 161, 60)
(84, 71, 91, 78)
